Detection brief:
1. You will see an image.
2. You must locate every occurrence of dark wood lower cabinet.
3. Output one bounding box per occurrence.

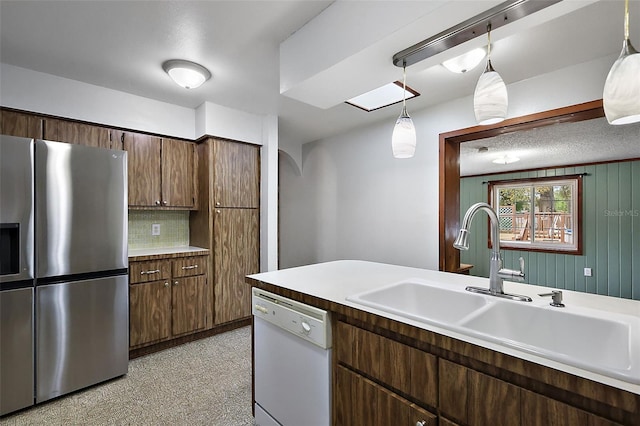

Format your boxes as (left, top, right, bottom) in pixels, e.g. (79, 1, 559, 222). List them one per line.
(129, 280, 171, 347)
(129, 255, 208, 349)
(335, 365, 437, 426)
(333, 320, 628, 426)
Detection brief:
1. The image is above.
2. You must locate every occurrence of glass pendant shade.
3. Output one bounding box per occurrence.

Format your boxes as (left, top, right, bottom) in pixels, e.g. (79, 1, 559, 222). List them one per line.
(474, 59, 508, 125)
(603, 40, 640, 125)
(392, 105, 416, 158)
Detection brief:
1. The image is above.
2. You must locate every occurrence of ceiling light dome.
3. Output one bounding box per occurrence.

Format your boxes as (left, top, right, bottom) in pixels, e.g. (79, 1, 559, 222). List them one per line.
(442, 48, 486, 73)
(162, 59, 212, 89)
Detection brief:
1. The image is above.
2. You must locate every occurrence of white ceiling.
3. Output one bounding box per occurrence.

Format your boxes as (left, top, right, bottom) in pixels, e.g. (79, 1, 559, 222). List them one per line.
(0, 0, 637, 163)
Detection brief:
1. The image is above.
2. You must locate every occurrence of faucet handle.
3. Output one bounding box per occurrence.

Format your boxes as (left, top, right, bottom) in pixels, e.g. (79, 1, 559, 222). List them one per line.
(497, 256, 526, 282)
(539, 290, 565, 307)
(519, 257, 525, 274)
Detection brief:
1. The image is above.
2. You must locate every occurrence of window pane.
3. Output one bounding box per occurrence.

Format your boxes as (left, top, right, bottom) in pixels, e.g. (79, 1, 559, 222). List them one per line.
(497, 186, 532, 243)
(534, 184, 573, 244)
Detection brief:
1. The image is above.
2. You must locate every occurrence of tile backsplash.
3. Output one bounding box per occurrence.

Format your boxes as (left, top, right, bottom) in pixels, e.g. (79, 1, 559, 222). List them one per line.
(128, 210, 189, 249)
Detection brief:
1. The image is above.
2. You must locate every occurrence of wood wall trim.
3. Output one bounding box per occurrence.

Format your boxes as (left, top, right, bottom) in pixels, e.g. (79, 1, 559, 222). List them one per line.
(439, 100, 604, 272)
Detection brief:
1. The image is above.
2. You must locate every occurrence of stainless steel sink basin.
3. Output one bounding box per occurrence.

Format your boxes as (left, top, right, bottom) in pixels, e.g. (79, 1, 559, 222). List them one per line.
(346, 279, 489, 326)
(459, 301, 640, 383)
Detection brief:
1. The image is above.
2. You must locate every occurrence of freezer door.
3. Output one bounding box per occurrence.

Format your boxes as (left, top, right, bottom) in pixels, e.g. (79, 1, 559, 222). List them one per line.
(0, 287, 34, 415)
(36, 275, 129, 402)
(0, 135, 34, 284)
(35, 140, 127, 278)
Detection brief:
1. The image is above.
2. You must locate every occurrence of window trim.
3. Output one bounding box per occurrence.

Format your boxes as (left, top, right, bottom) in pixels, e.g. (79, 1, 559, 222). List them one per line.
(487, 174, 583, 255)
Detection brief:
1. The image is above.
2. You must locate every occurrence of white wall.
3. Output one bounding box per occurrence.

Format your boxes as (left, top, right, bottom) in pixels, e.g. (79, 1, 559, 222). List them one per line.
(0, 63, 195, 139)
(279, 54, 617, 270)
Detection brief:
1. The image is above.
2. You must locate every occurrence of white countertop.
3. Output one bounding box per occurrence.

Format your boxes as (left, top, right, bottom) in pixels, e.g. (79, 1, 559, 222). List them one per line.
(128, 246, 209, 258)
(248, 260, 640, 395)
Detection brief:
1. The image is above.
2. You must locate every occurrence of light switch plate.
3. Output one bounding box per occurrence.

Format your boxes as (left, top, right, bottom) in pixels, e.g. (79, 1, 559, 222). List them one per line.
(151, 223, 161, 236)
(584, 267, 592, 277)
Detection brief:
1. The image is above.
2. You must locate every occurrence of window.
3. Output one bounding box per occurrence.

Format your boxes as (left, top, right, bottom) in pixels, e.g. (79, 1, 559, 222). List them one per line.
(489, 176, 582, 254)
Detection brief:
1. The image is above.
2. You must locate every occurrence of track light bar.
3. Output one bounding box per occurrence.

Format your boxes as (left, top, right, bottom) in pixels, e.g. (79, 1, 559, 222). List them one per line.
(392, 0, 561, 67)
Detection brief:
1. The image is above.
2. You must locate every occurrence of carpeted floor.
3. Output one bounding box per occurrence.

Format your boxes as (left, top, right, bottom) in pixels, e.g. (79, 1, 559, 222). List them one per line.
(1, 326, 254, 426)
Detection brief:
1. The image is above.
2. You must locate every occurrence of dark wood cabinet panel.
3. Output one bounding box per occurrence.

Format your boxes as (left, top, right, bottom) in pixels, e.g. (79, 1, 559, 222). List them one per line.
(468, 369, 521, 426)
(171, 275, 206, 336)
(335, 365, 437, 426)
(43, 118, 110, 149)
(213, 208, 259, 324)
(0, 109, 42, 138)
(439, 358, 469, 425)
(213, 139, 259, 208)
(162, 138, 196, 208)
(124, 132, 162, 207)
(409, 345, 438, 408)
(521, 389, 619, 426)
(172, 257, 204, 278)
(129, 280, 171, 347)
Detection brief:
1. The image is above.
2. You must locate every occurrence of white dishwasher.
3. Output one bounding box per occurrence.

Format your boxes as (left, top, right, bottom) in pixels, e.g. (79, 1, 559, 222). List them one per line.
(252, 288, 332, 426)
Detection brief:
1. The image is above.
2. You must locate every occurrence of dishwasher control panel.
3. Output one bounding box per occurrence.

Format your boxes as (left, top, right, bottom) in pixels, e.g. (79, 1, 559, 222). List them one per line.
(252, 288, 331, 349)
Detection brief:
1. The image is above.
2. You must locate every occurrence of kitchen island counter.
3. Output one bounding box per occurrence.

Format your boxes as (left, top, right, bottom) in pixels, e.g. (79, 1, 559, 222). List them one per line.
(247, 259, 640, 423)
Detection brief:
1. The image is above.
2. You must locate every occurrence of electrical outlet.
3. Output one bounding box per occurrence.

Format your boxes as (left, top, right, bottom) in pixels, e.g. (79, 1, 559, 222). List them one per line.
(151, 223, 161, 236)
(584, 267, 592, 277)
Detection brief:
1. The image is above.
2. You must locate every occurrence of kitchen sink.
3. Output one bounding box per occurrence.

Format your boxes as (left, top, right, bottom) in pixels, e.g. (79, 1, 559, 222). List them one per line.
(346, 279, 489, 327)
(347, 279, 640, 384)
(460, 301, 640, 383)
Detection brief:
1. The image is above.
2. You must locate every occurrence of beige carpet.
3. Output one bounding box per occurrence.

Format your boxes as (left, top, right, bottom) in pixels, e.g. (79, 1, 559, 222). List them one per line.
(1, 326, 254, 426)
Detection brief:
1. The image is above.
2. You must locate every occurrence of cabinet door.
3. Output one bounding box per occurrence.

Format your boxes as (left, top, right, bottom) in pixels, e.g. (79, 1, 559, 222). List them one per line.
(129, 260, 171, 284)
(43, 118, 110, 149)
(521, 389, 618, 426)
(129, 280, 171, 347)
(213, 139, 259, 208)
(171, 275, 206, 336)
(162, 138, 195, 208)
(124, 133, 162, 207)
(0, 109, 42, 138)
(213, 208, 259, 324)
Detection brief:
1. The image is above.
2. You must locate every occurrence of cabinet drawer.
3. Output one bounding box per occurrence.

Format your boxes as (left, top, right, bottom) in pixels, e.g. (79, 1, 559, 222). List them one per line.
(129, 260, 171, 284)
(172, 256, 206, 278)
(336, 321, 438, 408)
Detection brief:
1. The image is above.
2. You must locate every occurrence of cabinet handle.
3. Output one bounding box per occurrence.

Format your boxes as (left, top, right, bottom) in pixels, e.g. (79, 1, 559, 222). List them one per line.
(174, 281, 179, 286)
(215, 201, 221, 206)
(216, 210, 221, 214)
(163, 200, 168, 205)
(164, 282, 169, 287)
(155, 200, 160, 205)
(141, 269, 161, 275)
(416, 422, 427, 426)
(181, 265, 198, 270)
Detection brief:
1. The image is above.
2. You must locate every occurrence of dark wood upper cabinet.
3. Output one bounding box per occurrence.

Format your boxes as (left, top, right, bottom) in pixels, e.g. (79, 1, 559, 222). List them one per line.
(123, 132, 162, 207)
(122, 132, 196, 209)
(43, 118, 110, 149)
(213, 139, 260, 208)
(162, 138, 196, 209)
(0, 109, 42, 139)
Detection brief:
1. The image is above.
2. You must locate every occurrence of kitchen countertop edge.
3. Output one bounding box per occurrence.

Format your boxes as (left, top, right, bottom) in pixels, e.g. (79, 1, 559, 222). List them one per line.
(128, 246, 209, 261)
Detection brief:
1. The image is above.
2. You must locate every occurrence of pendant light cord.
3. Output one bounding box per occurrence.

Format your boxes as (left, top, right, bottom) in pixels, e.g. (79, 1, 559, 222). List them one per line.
(402, 61, 407, 108)
(487, 23, 492, 59)
(624, 0, 630, 40)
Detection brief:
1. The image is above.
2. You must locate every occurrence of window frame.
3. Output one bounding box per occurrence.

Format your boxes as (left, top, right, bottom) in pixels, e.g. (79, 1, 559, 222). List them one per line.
(487, 175, 583, 255)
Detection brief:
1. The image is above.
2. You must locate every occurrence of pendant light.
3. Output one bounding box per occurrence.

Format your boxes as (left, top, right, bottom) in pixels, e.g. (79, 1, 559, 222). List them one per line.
(603, 0, 640, 125)
(473, 23, 508, 125)
(391, 62, 416, 158)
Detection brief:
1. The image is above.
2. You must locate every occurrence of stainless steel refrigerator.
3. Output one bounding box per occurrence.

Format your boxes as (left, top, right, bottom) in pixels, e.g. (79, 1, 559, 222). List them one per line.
(1, 136, 129, 415)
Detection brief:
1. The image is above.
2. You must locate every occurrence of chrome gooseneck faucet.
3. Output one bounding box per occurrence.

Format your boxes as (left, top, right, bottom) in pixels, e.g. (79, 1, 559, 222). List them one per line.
(454, 202, 532, 302)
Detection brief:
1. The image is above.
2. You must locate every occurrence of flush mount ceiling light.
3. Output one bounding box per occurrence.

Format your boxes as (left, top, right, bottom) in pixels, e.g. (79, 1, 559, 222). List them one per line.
(391, 62, 417, 159)
(162, 59, 212, 89)
(492, 155, 520, 164)
(473, 23, 508, 125)
(442, 48, 486, 74)
(603, 0, 640, 125)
